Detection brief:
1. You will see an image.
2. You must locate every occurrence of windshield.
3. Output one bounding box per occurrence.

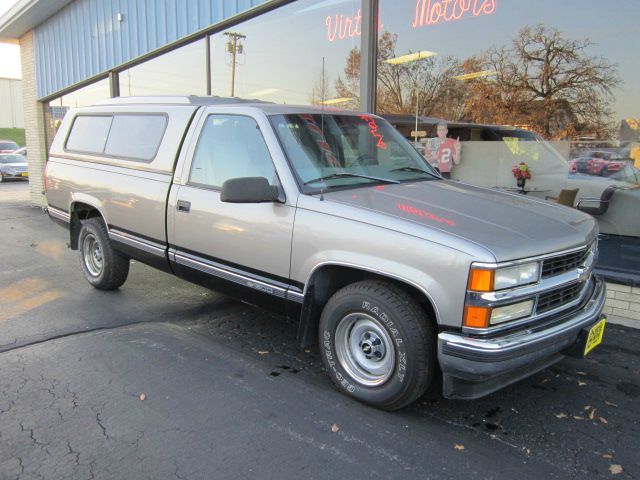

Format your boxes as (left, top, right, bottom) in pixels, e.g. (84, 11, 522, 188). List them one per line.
(0, 142, 19, 151)
(0, 154, 26, 164)
(271, 113, 439, 192)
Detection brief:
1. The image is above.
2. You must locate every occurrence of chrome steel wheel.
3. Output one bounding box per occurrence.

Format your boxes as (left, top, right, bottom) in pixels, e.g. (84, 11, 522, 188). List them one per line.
(82, 233, 103, 277)
(334, 312, 395, 386)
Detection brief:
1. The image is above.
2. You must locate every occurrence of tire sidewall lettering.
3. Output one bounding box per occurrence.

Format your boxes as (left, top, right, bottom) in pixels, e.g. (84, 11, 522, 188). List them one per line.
(324, 299, 409, 389)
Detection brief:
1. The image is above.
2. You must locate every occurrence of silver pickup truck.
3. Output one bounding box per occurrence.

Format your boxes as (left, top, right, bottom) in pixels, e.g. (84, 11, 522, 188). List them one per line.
(45, 96, 606, 410)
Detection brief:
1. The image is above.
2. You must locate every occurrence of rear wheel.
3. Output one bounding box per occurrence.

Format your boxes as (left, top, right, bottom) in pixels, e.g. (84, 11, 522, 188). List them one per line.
(78, 217, 129, 290)
(319, 280, 436, 410)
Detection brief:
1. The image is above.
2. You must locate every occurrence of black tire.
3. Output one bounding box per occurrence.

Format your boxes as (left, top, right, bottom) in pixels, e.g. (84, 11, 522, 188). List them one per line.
(78, 217, 129, 290)
(319, 280, 436, 411)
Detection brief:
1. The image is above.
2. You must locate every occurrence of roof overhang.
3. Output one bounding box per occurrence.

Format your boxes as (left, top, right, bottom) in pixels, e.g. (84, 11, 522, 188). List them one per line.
(0, 0, 74, 40)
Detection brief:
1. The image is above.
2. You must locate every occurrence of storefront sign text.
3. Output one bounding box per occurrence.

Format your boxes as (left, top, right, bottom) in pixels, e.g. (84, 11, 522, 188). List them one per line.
(326, 9, 362, 42)
(412, 0, 496, 28)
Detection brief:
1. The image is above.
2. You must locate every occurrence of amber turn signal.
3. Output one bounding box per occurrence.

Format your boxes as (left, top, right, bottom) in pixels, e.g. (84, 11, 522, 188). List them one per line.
(467, 268, 495, 292)
(463, 305, 491, 328)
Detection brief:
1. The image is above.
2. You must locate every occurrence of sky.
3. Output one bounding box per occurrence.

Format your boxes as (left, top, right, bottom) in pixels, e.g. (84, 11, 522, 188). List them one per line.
(0, 0, 21, 79)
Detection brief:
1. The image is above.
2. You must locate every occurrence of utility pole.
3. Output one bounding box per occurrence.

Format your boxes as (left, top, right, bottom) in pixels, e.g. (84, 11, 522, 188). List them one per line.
(224, 32, 246, 97)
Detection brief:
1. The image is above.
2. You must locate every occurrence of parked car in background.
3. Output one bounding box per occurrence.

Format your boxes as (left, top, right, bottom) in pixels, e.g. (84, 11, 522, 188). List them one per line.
(0, 153, 29, 182)
(568, 152, 627, 177)
(586, 156, 626, 176)
(568, 156, 590, 174)
(0, 140, 20, 153)
(13, 146, 27, 158)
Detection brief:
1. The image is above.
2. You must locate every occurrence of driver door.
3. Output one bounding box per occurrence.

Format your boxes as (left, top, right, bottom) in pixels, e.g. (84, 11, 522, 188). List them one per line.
(168, 113, 295, 312)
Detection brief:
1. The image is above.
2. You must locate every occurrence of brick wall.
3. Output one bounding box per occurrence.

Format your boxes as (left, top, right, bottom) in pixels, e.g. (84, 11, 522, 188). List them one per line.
(604, 282, 640, 328)
(19, 30, 47, 207)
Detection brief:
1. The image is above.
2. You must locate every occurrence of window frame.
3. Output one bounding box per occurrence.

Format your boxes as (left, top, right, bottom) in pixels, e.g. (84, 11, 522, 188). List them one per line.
(63, 112, 169, 163)
(186, 113, 280, 192)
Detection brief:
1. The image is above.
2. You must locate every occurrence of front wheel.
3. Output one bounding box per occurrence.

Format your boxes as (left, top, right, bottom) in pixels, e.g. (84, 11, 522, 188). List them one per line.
(319, 280, 436, 410)
(78, 218, 130, 290)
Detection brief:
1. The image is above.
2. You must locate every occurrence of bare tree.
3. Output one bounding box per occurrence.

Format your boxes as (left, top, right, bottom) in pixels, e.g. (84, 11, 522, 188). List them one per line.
(334, 32, 466, 118)
(466, 24, 621, 139)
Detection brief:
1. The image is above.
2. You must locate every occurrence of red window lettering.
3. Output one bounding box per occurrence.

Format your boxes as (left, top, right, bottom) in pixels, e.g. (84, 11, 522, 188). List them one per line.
(412, 0, 496, 28)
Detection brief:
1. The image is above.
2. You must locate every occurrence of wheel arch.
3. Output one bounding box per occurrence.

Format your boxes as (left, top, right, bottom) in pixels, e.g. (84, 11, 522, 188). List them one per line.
(296, 263, 439, 348)
(69, 199, 108, 250)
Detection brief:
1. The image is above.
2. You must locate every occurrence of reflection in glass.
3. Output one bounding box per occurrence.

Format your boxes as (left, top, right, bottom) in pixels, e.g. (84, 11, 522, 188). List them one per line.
(45, 78, 111, 144)
(210, 0, 360, 108)
(53, 78, 111, 109)
(376, 0, 640, 280)
(119, 40, 207, 96)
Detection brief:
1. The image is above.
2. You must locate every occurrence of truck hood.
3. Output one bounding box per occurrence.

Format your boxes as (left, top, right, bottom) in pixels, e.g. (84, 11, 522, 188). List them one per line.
(322, 180, 597, 261)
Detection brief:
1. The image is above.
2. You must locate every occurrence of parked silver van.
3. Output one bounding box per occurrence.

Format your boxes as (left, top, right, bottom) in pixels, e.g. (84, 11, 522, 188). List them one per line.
(45, 96, 606, 410)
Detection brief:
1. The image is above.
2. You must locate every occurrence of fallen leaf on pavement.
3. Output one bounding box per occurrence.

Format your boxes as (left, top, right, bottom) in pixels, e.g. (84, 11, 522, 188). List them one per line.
(139, 393, 146, 401)
(573, 416, 584, 420)
(583, 405, 592, 411)
(578, 381, 587, 387)
(602, 454, 613, 459)
(599, 417, 608, 424)
(554, 413, 567, 419)
(604, 400, 618, 407)
(588, 408, 596, 420)
(258, 351, 269, 355)
(454, 444, 465, 451)
(331, 423, 340, 433)
(576, 371, 587, 376)
(304, 349, 311, 353)
(609, 464, 623, 475)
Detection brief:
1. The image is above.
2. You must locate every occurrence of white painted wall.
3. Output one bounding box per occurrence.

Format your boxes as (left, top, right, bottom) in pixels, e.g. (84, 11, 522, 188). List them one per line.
(0, 77, 23, 128)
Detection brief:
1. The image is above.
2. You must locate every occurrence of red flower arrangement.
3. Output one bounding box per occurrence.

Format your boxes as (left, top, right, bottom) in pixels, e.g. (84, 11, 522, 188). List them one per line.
(512, 162, 532, 180)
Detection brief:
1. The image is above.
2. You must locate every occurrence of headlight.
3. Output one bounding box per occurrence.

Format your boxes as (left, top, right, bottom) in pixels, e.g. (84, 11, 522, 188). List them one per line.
(468, 262, 540, 292)
(490, 300, 534, 324)
(494, 263, 540, 290)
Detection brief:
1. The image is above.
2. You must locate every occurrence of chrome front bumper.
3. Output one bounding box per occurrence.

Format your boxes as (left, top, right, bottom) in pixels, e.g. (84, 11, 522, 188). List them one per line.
(438, 276, 606, 399)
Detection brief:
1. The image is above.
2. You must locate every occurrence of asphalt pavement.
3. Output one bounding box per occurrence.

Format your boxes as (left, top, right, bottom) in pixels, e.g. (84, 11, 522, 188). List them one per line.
(1, 181, 638, 480)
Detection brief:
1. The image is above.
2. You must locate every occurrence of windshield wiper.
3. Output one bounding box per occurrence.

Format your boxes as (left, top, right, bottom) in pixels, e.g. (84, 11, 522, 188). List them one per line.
(303, 172, 400, 186)
(390, 166, 440, 178)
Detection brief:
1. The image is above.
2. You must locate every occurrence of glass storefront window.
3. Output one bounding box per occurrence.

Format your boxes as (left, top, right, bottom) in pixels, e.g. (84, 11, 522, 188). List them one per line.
(377, 0, 640, 281)
(49, 77, 110, 109)
(119, 39, 207, 96)
(45, 77, 111, 149)
(210, 0, 360, 108)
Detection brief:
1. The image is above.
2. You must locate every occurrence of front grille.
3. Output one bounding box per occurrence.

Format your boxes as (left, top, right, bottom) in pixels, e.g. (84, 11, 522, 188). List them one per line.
(541, 247, 588, 278)
(536, 283, 583, 314)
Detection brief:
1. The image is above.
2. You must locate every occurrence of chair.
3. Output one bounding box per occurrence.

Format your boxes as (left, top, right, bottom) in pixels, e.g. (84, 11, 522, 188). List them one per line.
(576, 186, 616, 215)
(546, 188, 579, 207)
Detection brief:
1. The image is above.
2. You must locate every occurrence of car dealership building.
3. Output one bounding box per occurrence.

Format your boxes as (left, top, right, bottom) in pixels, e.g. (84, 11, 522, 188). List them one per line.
(1, 0, 639, 315)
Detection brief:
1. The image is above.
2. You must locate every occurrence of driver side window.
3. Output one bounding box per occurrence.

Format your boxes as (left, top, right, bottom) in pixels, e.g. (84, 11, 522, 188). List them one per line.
(189, 114, 276, 189)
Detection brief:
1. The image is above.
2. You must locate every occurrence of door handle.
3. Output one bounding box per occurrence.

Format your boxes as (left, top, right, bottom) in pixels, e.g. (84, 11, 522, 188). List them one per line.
(176, 200, 191, 213)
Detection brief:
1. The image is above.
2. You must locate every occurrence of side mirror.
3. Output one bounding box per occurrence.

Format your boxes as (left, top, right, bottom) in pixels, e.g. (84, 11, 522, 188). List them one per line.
(220, 177, 281, 203)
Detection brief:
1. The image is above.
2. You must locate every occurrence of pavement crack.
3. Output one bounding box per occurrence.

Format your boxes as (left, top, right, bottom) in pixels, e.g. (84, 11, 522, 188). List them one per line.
(93, 407, 110, 440)
(0, 320, 158, 355)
